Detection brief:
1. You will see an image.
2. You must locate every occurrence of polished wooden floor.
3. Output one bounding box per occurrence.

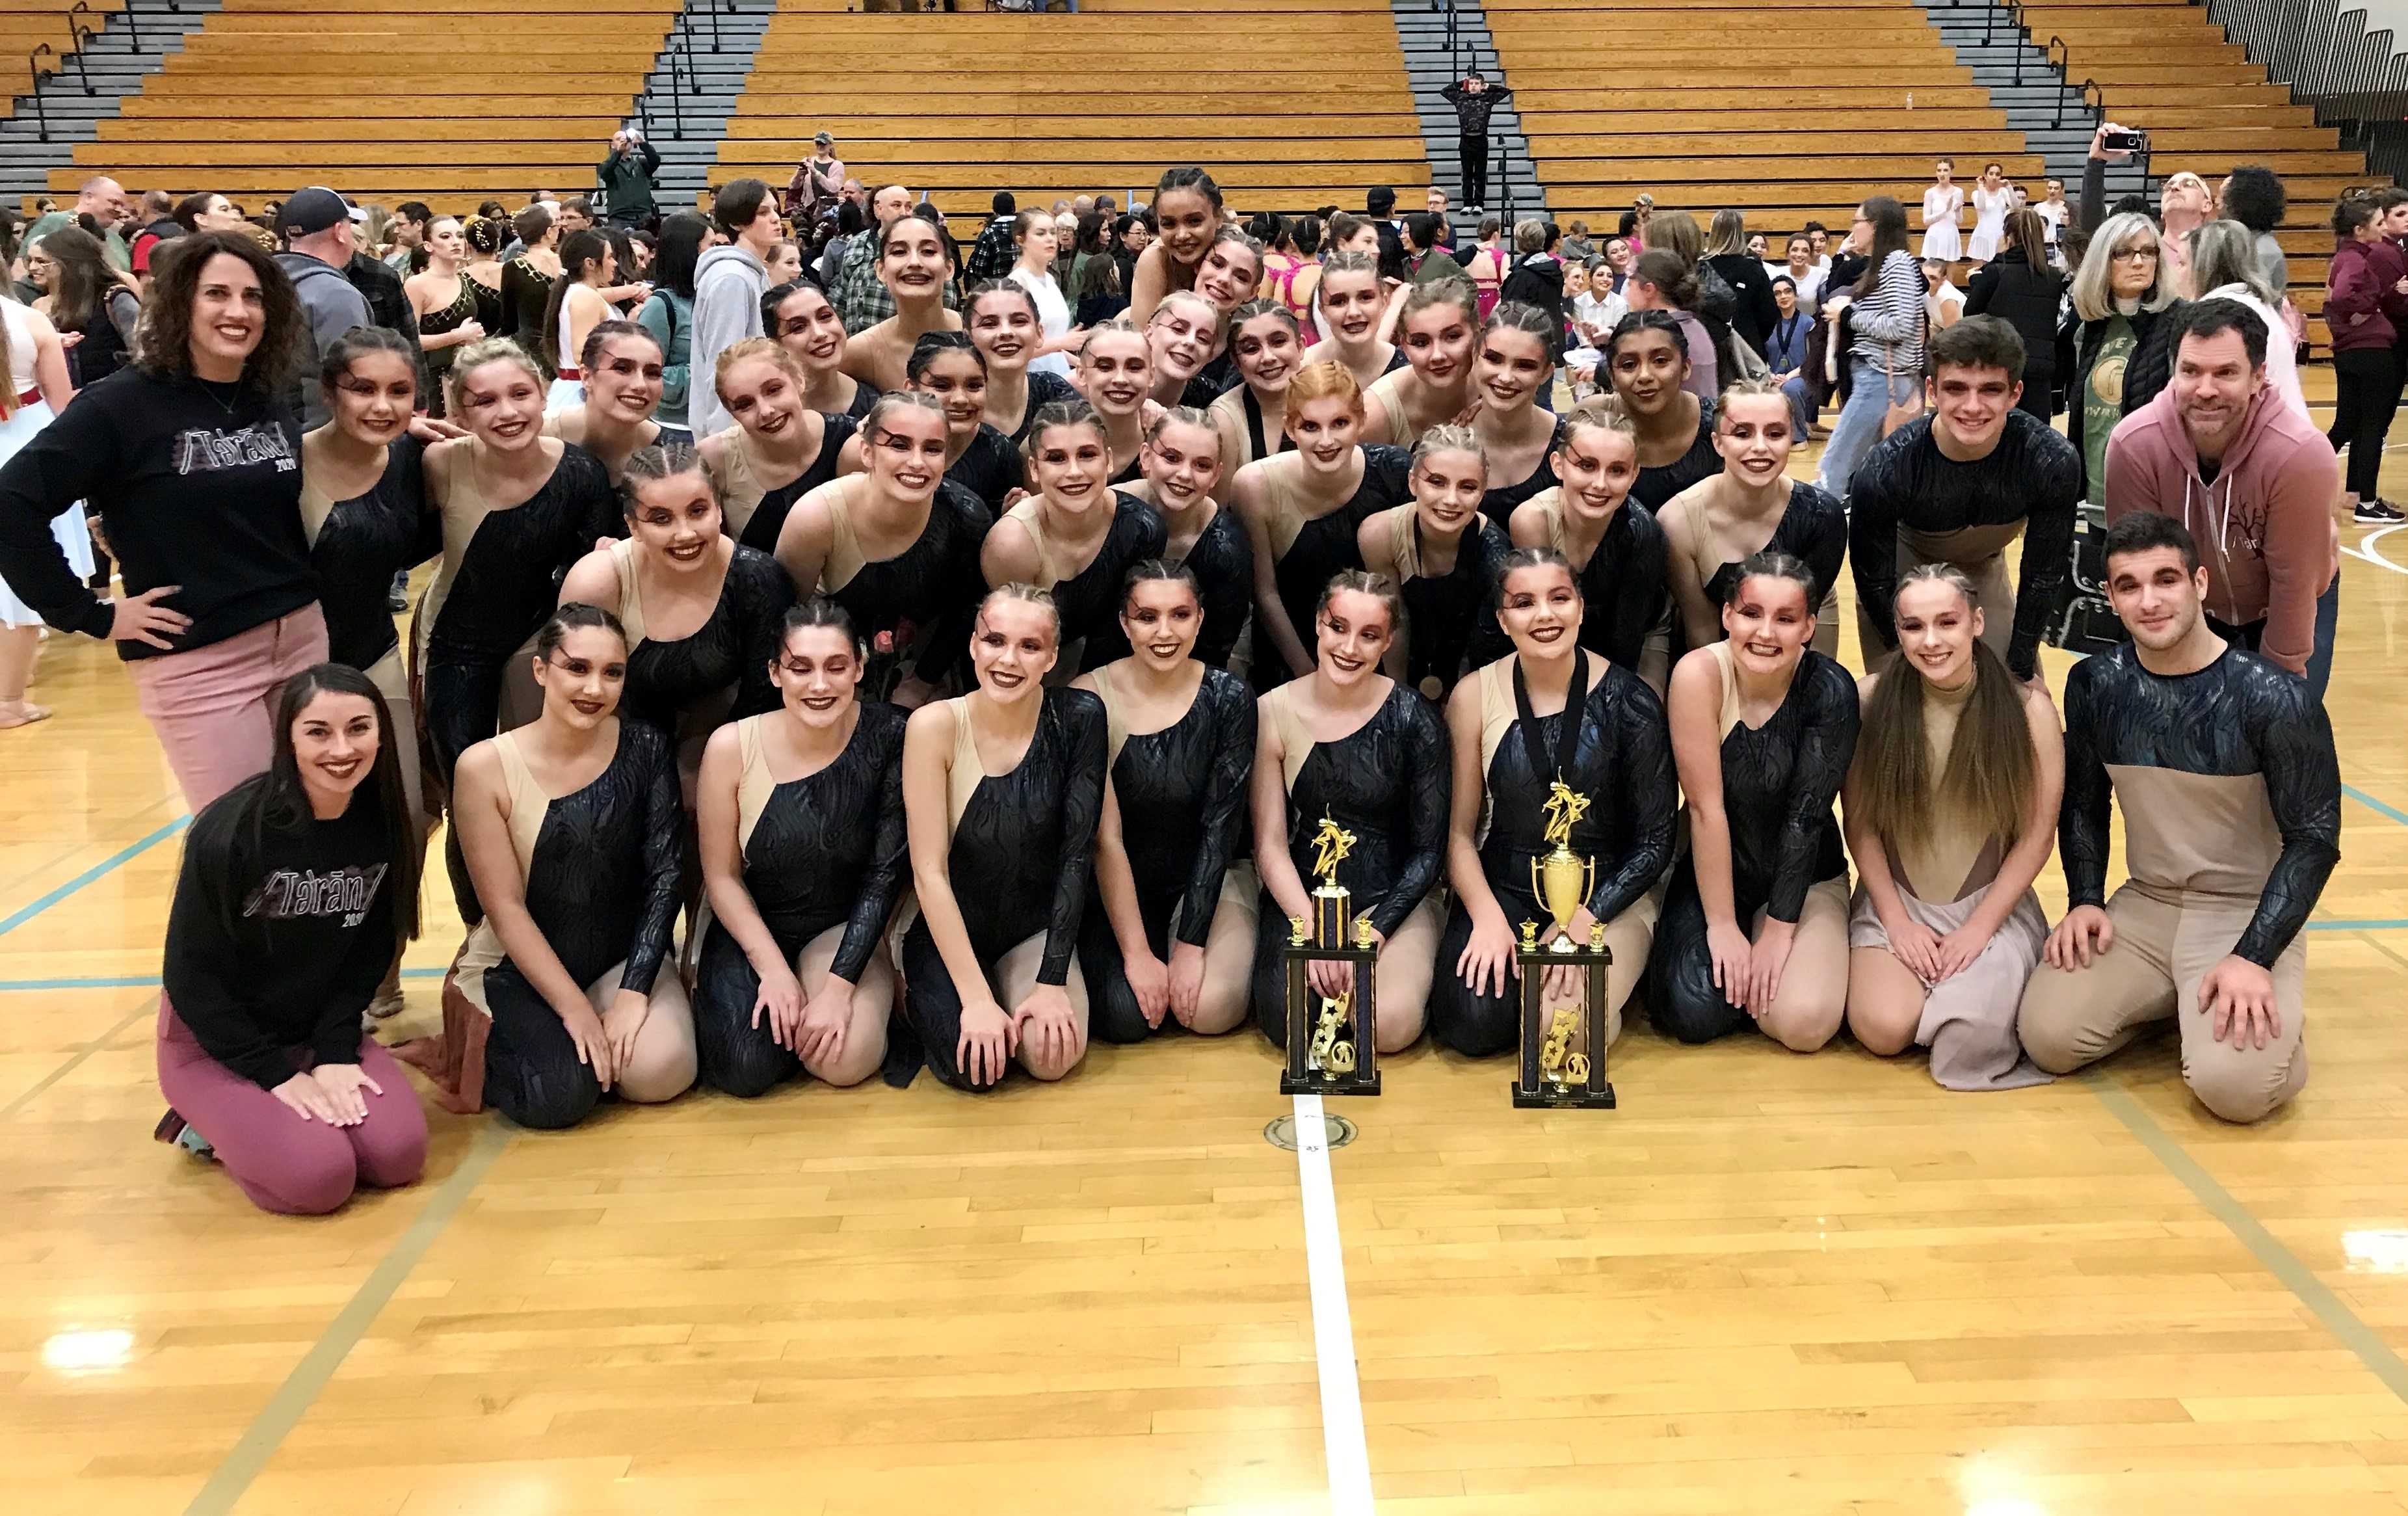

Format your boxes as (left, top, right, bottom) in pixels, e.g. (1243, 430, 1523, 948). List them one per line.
(7, 390, 2408, 1515)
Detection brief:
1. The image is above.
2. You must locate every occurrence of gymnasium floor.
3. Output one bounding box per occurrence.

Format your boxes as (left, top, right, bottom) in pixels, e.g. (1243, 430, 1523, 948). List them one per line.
(5, 412, 2408, 1515)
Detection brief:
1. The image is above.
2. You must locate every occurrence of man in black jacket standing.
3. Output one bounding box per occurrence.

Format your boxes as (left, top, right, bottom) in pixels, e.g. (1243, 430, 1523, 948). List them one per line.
(1440, 71, 1513, 211)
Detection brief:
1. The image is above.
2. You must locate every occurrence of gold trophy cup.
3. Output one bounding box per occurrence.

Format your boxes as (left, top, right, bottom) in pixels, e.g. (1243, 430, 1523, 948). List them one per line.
(1280, 814, 1381, 1095)
(1511, 779, 1615, 1110)
(1528, 780, 1598, 951)
(1308, 813, 1356, 949)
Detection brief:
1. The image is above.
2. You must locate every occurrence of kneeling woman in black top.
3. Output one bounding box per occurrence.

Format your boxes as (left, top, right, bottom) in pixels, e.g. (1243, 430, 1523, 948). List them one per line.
(1076, 563, 1258, 1040)
(1357, 424, 1511, 702)
(417, 605, 693, 1126)
(1652, 553, 1859, 1051)
(1430, 549, 1675, 1056)
(1249, 571, 1450, 1051)
(691, 600, 906, 1095)
(159, 663, 426, 1216)
(900, 585, 1109, 1091)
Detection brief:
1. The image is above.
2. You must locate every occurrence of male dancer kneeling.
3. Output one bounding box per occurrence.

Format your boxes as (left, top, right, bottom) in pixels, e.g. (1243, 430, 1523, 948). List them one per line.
(2017, 512, 2340, 1121)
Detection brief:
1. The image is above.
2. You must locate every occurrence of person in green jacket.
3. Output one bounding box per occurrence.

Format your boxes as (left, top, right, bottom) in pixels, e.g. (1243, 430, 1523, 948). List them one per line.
(599, 129, 663, 230)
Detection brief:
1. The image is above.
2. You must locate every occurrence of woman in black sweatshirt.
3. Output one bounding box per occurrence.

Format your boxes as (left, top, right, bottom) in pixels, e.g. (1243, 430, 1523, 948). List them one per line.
(0, 231, 334, 812)
(157, 662, 427, 1216)
(1963, 209, 2066, 421)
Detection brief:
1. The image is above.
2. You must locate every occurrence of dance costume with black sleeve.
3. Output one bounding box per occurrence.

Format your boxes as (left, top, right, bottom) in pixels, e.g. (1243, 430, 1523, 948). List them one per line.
(1520, 486, 1673, 684)
(1652, 643, 1859, 1043)
(1846, 410, 2081, 681)
(1000, 371, 1078, 446)
(599, 538, 793, 740)
(300, 434, 431, 816)
(1677, 480, 1849, 656)
(1429, 652, 1676, 1054)
(1207, 385, 1295, 473)
(1478, 417, 1567, 531)
(692, 704, 908, 1096)
(1251, 445, 1414, 690)
(1083, 490, 1254, 672)
(945, 422, 1024, 520)
(2018, 645, 2339, 1120)
(806, 474, 994, 691)
(416, 443, 618, 792)
(417, 280, 479, 418)
(434, 720, 682, 1127)
(1078, 665, 1257, 1042)
(996, 492, 1167, 672)
(1362, 501, 1511, 700)
(1249, 680, 1451, 1043)
(1630, 398, 1719, 511)
(901, 688, 1108, 1090)
(713, 413, 859, 556)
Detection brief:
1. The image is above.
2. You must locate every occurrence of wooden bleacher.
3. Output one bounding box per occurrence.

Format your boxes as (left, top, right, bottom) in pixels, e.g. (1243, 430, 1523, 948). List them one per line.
(0, 0, 125, 101)
(708, 0, 1429, 239)
(55, 0, 680, 213)
(1487, 0, 2362, 347)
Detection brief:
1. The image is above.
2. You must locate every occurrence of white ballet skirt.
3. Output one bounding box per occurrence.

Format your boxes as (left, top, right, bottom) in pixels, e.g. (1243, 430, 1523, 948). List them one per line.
(0, 299, 88, 628)
(1920, 185, 1964, 262)
(1966, 185, 2013, 262)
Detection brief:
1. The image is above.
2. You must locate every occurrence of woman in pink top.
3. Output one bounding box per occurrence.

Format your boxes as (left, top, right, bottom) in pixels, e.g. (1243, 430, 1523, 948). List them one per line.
(1461, 214, 1507, 321)
(1256, 213, 1323, 344)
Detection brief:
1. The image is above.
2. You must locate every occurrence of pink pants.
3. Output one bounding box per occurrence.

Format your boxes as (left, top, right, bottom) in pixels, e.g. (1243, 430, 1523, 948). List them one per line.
(130, 605, 329, 812)
(156, 996, 427, 1216)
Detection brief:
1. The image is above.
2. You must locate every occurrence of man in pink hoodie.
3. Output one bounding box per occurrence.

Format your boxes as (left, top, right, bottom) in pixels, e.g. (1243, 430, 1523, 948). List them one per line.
(2104, 298, 2340, 700)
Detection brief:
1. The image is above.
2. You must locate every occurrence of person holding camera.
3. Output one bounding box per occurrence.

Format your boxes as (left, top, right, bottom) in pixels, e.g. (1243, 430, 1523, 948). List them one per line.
(787, 133, 847, 226)
(599, 127, 663, 231)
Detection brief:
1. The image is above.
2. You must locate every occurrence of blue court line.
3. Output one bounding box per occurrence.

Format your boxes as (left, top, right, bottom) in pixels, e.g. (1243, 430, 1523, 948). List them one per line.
(0, 816, 190, 939)
(2346, 784, 2408, 830)
(0, 967, 444, 993)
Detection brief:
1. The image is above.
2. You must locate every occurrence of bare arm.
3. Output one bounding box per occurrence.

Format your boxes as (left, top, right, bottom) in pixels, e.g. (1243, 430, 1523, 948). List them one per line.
(773, 483, 836, 598)
(1250, 701, 1312, 925)
(1442, 677, 1505, 925)
(1130, 243, 1169, 325)
(453, 745, 592, 1018)
(695, 726, 791, 983)
(902, 702, 1000, 1012)
(23, 306, 72, 412)
(1659, 494, 1721, 653)
(1234, 462, 1313, 678)
(979, 511, 1041, 591)
(557, 546, 621, 612)
(1356, 508, 1409, 681)
(1667, 651, 1741, 933)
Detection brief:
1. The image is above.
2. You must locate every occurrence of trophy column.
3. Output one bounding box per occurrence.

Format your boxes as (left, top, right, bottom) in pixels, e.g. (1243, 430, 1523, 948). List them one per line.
(1511, 922, 1617, 1110)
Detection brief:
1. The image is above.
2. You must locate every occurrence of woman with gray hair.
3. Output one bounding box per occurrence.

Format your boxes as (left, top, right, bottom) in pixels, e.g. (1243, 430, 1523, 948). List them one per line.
(2063, 209, 2182, 505)
(2185, 218, 2306, 422)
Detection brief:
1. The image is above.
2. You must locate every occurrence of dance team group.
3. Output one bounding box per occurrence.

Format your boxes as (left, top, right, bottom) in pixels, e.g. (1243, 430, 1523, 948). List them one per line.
(0, 165, 2342, 1218)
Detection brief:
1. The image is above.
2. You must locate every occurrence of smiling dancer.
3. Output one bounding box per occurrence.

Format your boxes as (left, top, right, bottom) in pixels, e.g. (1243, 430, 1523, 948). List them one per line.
(1361, 278, 1480, 447)
(2017, 513, 2339, 1123)
(1653, 553, 1858, 1050)
(691, 601, 905, 1095)
(899, 585, 1108, 1090)
(540, 319, 666, 483)
(1602, 312, 1720, 512)
(1146, 291, 1223, 408)
(1076, 563, 1259, 1041)
(1844, 566, 2062, 1089)
(844, 209, 963, 395)
(1128, 167, 1226, 323)
(702, 338, 858, 555)
(1094, 407, 1252, 671)
(1249, 571, 1450, 1052)
(967, 280, 1078, 444)
(1358, 425, 1510, 701)
(1658, 379, 1846, 656)
(1508, 401, 1673, 693)
(1074, 320, 1154, 477)
(1208, 299, 1303, 472)
(1300, 250, 1401, 390)
(1464, 303, 1565, 526)
(1430, 549, 1674, 1057)
(765, 278, 871, 421)
(981, 401, 1167, 670)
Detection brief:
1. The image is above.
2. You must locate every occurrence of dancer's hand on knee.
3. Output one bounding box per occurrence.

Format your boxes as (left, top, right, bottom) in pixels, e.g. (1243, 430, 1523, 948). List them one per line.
(797, 975, 856, 1067)
(752, 963, 807, 1051)
(1747, 918, 1797, 1017)
(2044, 904, 2114, 971)
(1166, 942, 1206, 1028)
(2201, 955, 2279, 1049)
(958, 998, 1015, 1085)
(602, 989, 652, 1079)
(1706, 916, 1753, 1009)
(1124, 945, 1171, 1030)
(559, 1001, 616, 1088)
(1013, 983, 1080, 1068)
(311, 1063, 380, 1126)
(1883, 914, 1943, 983)
(1931, 919, 1994, 983)
(1457, 907, 1520, 1000)
(271, 1071, 343, 1124)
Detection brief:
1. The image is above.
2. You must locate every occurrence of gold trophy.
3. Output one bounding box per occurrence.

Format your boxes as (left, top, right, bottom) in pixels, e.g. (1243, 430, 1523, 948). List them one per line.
(1512, 778, 1615, 1110)
(1308, 814, 1355, 948)
(1528, 780, 1598, 952)
(1280, 816, 1381, 1095)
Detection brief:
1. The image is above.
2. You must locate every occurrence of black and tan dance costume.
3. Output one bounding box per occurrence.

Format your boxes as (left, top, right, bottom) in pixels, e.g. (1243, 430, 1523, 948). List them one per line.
(1250, 445, 1414, 690)
(804, 475, 994, 693)
(712, 412, 860, 557)
(1517, 486, 1673, 686)
(298, 434, 430, 816)
(1630, 396, 1720, 512)
(995, 491, 1167, 674)
(1429, 651, 1676, 1054)
(900, 688, 1109, 1091)
(597, 537, 795, 741)
(1084, 487, 1255, 672)
(1361, 499, 1512, 700)
(691, 703, 910, 1096)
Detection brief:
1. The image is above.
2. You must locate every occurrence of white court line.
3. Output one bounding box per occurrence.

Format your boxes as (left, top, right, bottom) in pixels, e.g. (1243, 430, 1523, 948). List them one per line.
(1291, 1092, 1374, 1515)
(2344, 523, 2407, 576)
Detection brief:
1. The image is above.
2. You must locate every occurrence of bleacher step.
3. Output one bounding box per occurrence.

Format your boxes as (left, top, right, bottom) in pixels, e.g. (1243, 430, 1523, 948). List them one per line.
(1384, 0, 1548, 219)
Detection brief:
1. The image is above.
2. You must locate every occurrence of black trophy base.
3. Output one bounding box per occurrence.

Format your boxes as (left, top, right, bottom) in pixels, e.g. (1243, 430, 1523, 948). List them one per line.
(1511, 1077, 1616, 1110)
(1284, 1068, 1383, 1097)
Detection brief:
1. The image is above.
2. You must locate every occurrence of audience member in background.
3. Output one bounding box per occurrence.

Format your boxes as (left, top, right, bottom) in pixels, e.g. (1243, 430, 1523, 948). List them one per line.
(2035, 178, 2070, 255)
(835, 183, 919, 330)
(1964, 209, 2065, 421)
(342, 223, 422, 388)
(1561, 219, 1595, 263)
(383, 201, 430, 274)
(2219, 166, 2290, 297)
(1775, 232, 1824, 314)
(1702, 209, 1779, 358)
(966, 191, 1020, 283)
(1621, 251, 1717, 401)
(1261, 213, 1323, 339)
(1403, 213, 1460, 286)
(1922, 259, 1965, 331)
(0, 280, 79, 728)
(2321, 196, 2408, 524)
(2186, 219, 2306, 425)
(272, 190, 374, 429)
(1966, 163, 2013, 264)
(1457, 215, 1505, 320)
(785, 131, 845, 226)
(28, 226, 140, 391)
(1920, 158, 1964, 263)
(2061, 209, 2180, 505)
(2106, 299, 2342, 698)
(689, 179, 781, 441)
(638, 212, 706, 444)
(128, 189, 180, 279)
(1814, 196, 1925, 500)
(1498, 219, 1565, 334)
(1007, 212, 1078, 381)
(26, 176, 129, 271)
(1766, 276, 1814, 444)
(499, 204, 561, 342)
(557, 197, 595, 237)
(1440, 70, 1513, 209)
